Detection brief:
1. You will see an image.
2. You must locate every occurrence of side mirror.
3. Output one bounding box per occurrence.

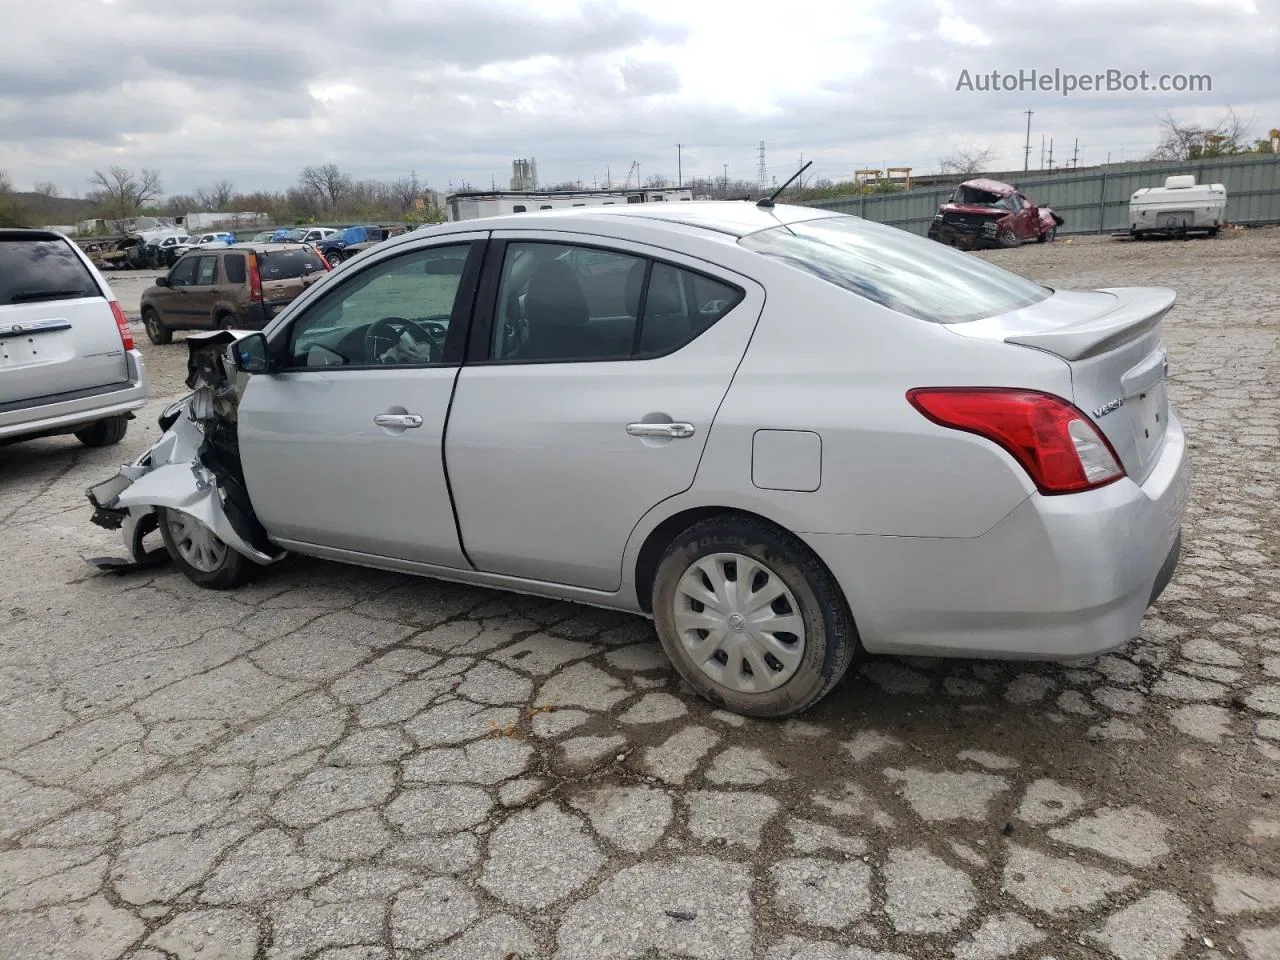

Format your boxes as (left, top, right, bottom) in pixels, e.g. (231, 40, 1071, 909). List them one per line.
(154, 276, 170, 287)
(234, 332, 271, 374)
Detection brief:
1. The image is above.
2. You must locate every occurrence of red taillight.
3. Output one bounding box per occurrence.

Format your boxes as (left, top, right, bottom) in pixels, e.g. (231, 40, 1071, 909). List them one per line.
(907, 387, 1125, 495)
(248, 253, 263, 302)
(109, 301, 133, 350)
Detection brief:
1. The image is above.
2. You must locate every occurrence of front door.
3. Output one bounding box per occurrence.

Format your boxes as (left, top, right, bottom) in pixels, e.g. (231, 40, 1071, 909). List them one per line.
(186, 254, 221, 326)
(237, 236, 486, 567)
(446, 232, 764, 592)
(154, 254, 200, 324)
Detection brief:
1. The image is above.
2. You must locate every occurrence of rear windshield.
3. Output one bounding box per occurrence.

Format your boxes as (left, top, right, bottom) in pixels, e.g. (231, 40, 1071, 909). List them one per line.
(739, 216, 1049, 324)
(257, 249, 326, 279)
(0, 237, 99, 306)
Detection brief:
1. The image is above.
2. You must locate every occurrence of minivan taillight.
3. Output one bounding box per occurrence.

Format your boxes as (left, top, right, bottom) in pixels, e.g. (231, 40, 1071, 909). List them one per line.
(906, 387, 1125, 495)
(109, 301, 134, 350)
(248, 253, 263, 302)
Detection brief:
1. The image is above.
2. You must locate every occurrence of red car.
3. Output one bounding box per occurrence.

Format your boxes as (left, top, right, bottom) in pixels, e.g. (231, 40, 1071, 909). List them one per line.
(928, 178, 1063, 249)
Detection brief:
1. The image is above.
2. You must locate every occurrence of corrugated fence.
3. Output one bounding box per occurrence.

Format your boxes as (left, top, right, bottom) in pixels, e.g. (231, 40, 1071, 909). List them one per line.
(802, 154, 1280, 236)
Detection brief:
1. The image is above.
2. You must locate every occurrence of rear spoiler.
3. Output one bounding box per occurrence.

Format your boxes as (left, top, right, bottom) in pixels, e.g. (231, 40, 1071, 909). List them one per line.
(1004, 287, 1176, 361)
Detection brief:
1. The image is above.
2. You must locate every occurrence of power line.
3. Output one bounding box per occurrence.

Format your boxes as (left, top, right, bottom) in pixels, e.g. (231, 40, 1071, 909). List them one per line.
(756, 141, 768, 191)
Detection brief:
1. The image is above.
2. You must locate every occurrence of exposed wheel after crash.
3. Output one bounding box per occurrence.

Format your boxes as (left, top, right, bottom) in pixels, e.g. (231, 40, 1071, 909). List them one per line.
(86, 202, 1188, 718)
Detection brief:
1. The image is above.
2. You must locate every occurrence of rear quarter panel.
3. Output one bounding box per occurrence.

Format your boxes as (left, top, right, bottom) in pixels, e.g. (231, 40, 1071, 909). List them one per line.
(685, 263, 1074, 539)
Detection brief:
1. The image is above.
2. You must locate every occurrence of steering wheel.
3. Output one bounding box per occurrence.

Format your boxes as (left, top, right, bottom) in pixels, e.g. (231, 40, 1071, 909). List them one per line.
(364, 315, 447, 364)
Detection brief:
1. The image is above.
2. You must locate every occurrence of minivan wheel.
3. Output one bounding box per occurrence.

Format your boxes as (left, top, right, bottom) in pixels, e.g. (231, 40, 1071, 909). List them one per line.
(157, 507, 254, 590)
(652, 516, 860, 717)
(142, 308, 172, 345)
(74, 416, 128, 447)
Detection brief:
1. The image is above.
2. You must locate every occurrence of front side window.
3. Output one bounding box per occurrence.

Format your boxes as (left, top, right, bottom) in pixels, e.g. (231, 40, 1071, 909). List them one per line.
(168, 256, 199, 287)
(490, 242, 744, 362)
(739, 216, 1049, 324)
(195, 256, 218, 285)
(286, 244, 470, 368)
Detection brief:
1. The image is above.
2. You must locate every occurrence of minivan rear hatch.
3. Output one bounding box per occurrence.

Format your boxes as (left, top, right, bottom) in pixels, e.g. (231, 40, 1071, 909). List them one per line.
(949, 286, 1176, 483)
(0, 232, 128, 407)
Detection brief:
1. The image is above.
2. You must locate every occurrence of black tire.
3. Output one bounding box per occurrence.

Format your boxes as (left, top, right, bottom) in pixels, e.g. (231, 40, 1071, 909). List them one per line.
(326, 251, 343, 268)
(1037, 226, 1056, 243)
(214, 311, 236, 330)
(1207, 227, 1219, 237)
(997, 226, 1019, 248)
(651, 515, 860, 718)
(156, 507, 255, 590)
(74, 416, 128, 447)
(143, 308, 172, 345)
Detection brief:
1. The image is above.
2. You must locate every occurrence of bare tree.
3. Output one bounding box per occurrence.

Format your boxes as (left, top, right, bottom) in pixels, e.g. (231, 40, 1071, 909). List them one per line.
(387, 174, 420, 213)
(87, 166, 162, 218)
(0, 169, 12, 194)
(195, 180, 236, 210)
(32, 180, 58, 199)
(939, 146, 996, 177)
(1150, 107, 1256, 160)
(299, 164, 352, 206)
(0, 170, 27, 227)
(644, 174, 670, 188)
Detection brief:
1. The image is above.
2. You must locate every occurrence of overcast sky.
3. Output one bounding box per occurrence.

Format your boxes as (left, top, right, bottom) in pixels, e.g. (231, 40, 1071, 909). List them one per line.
(1, 0, 1276, 199)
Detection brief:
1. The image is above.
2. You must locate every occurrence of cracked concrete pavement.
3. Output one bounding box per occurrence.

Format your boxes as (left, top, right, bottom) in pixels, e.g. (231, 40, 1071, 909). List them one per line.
(2, 231, 1278, 959)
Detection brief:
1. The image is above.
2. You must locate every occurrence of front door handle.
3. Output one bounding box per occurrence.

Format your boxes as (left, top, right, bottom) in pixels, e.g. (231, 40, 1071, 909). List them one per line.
(374, 413, 423, 429)
(626, 421, 695, 439)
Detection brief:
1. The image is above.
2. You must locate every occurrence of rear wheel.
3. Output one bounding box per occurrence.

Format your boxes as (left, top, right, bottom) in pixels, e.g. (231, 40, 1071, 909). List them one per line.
(157, 507, 255, 590)
(652, 516, 860, 717)
(326, 251, 343, 268)
(74, 416, 128, 447)
(143, 308, 172, 345)
(1037, 226, 1056, 243)
(214, 311, 236, 330)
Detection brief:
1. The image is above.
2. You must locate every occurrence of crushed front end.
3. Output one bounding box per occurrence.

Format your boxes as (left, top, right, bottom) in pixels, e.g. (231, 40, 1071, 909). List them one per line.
(85, 331, 282, 570)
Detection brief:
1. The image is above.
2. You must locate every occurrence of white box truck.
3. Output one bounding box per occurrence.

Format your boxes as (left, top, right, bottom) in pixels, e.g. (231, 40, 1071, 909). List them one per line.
(1129, 175, 1227, 238)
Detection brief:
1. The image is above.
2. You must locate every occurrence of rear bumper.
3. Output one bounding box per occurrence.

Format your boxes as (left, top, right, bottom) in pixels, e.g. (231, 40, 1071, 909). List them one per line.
(0, 349, 148, 441)
(804, 411, 1190, 660)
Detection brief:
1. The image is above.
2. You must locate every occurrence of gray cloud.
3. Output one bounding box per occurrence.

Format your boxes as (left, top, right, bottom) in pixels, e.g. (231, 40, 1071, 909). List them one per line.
(0, 0, 1275, 197)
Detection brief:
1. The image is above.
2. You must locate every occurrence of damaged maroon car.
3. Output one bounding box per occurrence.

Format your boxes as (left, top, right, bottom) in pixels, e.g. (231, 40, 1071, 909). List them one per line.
(927, 178, 1064, 250)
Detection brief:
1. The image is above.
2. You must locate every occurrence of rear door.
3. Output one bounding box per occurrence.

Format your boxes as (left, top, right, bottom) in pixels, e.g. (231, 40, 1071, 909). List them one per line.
(445, 232, 764, 591)
(0, 232, 127, 406)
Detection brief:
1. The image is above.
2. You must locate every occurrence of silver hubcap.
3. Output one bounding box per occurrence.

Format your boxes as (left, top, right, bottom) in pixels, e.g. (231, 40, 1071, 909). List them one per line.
(672, 552, 806, 694)
(167, 512, 228, 573)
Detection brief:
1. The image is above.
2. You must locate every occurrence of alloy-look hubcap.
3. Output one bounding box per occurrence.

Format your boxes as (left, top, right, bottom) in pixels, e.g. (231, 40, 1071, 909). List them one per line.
(672, 552, 807, 694)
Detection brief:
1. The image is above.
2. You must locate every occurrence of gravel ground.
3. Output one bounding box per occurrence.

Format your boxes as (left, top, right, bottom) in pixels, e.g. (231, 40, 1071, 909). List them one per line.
(1, 229, 1277, 959)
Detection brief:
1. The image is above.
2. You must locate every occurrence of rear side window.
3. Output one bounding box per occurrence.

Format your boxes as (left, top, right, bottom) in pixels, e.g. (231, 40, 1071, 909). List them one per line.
(638, 263, 742, 355)
(223, 254, 246, 284)
(739, 216, 1049, 324)
(258, 250, 325, 279)
(0, 236, 98, 305)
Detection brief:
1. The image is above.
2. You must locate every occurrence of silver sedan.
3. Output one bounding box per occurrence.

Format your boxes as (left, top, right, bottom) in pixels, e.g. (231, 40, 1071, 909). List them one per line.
(87, 202, 1189, 717)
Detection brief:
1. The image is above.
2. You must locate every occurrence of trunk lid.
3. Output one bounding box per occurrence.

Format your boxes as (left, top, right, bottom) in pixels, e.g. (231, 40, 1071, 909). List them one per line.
(949, 287, 1176, 483)
(0, 233, 128, 406)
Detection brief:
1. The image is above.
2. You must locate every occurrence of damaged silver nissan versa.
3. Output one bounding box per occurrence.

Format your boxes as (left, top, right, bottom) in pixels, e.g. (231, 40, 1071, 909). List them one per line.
(86, 204, 1188, 718)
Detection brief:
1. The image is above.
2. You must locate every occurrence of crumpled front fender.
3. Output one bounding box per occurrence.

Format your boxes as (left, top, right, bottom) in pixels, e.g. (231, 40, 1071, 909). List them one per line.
(114, 462, 279, 566)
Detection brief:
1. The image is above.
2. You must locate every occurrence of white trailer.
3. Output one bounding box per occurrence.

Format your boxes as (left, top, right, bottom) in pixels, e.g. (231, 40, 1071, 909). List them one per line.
(1129, 175, 1227, 238)
(445, 188, 693, 222)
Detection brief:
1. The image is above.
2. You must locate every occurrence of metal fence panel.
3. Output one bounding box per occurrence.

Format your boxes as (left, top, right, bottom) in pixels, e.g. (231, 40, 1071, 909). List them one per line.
(804, 155, 1280, 236)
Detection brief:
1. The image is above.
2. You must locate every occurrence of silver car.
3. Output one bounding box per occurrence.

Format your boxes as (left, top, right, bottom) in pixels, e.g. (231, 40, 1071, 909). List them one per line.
(2, 229, 148, 446)
(86, 203, 1188, 717)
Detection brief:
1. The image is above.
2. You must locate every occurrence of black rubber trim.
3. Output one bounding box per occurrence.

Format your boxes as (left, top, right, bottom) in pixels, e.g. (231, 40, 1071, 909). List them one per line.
(0, 379, 132, 414)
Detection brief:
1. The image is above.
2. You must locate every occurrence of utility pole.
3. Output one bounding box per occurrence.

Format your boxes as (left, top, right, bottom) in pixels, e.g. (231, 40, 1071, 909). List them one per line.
(676, 144, 683, 188)
(722, 163, 729, 191)
(756, 141, 768, 191)
(1023, 110, 1033, 172)
(1047, 137, 1055, 170)
(1071, 137, 1079, 168)
(1040, 134, 1045, 170)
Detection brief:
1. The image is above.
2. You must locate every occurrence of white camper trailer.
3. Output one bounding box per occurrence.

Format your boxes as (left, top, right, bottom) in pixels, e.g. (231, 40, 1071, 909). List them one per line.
(1129, 175, 1227, 238)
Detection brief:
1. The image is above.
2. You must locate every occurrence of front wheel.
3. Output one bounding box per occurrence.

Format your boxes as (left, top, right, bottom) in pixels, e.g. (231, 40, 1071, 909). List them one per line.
(157, 507, 255, 590)
(326, 251, 343, 268)
(143, 308, 172, 345)
(997, 226, 1019, 248)
(652, 516, 860, 717)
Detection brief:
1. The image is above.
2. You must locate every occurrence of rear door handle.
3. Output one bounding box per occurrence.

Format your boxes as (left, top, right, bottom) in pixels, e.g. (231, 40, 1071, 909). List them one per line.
(374, 413, 423, 429)
(627, 422, 695, 439)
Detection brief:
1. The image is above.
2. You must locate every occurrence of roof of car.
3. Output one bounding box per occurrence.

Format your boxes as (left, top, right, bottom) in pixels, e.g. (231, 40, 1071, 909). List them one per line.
(423, 200, 837, 240)
(226, 242, 318, 252)
(959, 178, 1017, 196)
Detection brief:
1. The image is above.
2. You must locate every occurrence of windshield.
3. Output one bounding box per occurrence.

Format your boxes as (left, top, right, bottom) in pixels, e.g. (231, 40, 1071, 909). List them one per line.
(257, 249, 326, 280)
(739, 215, 1050, 324)
(954, 185, 1006, 207)
(0, 237, 99, 305)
